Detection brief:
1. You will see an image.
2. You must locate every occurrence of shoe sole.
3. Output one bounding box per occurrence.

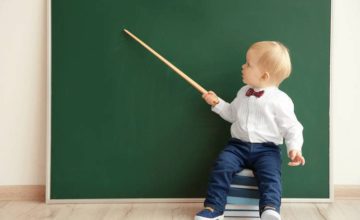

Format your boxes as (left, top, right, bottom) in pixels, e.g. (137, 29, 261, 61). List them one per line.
(261, 211, 281, 220)
(194, 214, 224, 220)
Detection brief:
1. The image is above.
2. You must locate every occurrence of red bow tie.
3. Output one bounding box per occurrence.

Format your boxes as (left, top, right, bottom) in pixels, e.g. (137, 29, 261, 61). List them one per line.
(246, 88, 264, 98)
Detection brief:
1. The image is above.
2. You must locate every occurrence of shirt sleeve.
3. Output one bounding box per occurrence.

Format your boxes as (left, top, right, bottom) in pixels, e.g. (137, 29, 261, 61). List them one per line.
(274, 94, 304, 155)
(210, 88, 244, 123)
(210, 98, 235, 123)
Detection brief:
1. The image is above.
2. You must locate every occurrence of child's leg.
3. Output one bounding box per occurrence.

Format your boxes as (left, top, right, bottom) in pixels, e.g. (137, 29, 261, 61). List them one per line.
(251, 143, 282, 214)
(204, 141, 249, 212)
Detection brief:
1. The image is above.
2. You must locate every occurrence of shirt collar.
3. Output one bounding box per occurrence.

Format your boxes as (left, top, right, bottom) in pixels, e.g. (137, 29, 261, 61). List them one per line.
(251, 86, 278, 92)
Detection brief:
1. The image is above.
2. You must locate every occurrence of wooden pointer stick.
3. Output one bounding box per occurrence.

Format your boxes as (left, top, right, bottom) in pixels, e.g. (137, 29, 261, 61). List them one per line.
(123, 29, 208, 95)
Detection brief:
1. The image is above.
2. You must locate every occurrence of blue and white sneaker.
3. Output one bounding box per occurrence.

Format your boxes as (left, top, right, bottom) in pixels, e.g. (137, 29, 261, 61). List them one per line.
(194, 207, 224, 220)
(261, 209, 281, 220)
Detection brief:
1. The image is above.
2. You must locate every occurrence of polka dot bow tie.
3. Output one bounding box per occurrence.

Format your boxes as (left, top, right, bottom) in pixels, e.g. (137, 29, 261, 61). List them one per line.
(246, 88, 265, 98)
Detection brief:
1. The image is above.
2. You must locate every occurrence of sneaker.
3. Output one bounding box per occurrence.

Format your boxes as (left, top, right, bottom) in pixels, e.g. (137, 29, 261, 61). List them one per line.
(194, 207, 224, 220)
(261, 209, 281, 220)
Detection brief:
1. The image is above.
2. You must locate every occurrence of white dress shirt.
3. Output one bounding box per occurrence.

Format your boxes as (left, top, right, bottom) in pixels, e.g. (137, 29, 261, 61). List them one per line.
(212, 85, 303, 154)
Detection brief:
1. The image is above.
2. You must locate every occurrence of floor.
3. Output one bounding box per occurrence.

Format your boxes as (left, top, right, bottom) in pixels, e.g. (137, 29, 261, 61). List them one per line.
(0, 199, 359, 220)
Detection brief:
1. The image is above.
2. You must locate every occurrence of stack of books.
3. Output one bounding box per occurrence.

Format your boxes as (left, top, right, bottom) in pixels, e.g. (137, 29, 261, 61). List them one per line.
(224, 169, 260, 219)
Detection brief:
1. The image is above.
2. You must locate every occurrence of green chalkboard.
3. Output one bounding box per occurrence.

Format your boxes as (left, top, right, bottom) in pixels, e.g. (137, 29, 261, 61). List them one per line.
(50, 0, 331, 200)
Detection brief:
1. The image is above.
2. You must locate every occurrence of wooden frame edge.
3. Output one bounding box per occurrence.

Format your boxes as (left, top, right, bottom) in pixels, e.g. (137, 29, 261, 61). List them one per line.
(46, 0, 52, 204)
(2, 185, 358, 202)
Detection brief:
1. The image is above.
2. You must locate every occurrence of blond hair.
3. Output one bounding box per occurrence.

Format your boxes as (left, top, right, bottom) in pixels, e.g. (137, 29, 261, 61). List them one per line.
(249, 41, 292, 85)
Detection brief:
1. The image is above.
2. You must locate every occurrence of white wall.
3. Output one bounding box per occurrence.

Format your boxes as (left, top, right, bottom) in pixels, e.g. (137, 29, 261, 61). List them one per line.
(0, 0, 359, 186)
(0, 0, 47, 185)
(332, 0, 360, 184)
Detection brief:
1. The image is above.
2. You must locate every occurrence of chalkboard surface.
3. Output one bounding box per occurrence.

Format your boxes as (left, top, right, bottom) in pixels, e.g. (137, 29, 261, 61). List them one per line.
(50, 0, 330, 199)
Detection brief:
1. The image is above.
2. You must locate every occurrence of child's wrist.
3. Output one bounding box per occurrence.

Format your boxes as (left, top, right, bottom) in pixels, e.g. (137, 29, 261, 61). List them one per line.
(211, 98, 219, 106)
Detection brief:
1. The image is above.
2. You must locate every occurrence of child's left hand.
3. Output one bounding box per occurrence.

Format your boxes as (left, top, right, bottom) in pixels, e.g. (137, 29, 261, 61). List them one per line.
(288, 150, 305, 166)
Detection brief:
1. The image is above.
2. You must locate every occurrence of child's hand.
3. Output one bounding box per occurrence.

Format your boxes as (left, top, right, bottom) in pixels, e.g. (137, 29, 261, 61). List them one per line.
(288, 150, 305, 166)
(202, 91, 219, 107)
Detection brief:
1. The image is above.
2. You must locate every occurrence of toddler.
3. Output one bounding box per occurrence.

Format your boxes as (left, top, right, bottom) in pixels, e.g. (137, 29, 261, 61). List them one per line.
(195, 41, 305, 220)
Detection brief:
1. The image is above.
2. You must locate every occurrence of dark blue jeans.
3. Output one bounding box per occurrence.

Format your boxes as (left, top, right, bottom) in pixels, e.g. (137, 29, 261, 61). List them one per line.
(204, 138, 282, 214)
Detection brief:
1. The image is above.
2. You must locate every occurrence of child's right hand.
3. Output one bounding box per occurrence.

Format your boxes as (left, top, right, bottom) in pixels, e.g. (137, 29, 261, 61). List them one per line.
(202, 91, 219, 107)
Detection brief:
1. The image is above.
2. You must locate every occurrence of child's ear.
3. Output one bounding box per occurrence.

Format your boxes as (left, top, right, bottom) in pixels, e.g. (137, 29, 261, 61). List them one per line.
(261, 72, 270, 81)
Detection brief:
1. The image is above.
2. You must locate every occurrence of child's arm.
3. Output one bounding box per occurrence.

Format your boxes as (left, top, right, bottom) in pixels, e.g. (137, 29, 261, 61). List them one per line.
(274, 94, 305, 166)
(202, 91, 237, 123)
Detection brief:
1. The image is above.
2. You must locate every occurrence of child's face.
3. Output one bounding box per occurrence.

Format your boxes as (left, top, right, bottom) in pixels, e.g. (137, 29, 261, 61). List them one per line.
(241, 49, 267, 88)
